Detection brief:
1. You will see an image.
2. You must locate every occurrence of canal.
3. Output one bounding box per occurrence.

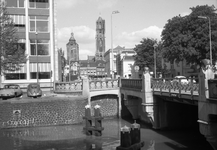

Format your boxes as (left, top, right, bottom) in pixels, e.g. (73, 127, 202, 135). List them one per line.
(0, 117, 213, 150)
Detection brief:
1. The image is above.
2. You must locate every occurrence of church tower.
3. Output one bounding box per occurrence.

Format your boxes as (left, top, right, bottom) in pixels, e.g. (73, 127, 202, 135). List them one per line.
(66, 32, 79, 62)
(66, 32, 79, 81)
(95, 16, 106, 60)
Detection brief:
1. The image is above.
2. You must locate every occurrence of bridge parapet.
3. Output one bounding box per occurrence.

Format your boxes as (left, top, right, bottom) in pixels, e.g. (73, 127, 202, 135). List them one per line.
(121, 79, 142, 91)
(152, 78, 199, 95)
(54, 80, 83, 95)
(89, 79, 119, 91)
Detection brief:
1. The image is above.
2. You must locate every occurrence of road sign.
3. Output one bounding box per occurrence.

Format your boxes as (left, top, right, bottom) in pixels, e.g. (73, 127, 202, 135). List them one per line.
(134, 66, 139, 72)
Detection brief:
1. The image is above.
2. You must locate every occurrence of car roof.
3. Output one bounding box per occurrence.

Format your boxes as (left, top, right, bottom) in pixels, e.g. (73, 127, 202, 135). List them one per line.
(28, 83, 39, 85)
(174, 76, 186, 78)
(4, 84, 19, 86)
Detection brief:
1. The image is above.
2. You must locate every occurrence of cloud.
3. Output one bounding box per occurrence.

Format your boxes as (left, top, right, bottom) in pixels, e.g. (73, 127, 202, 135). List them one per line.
(79, 49, 95, 60)
(95, 0, 118, 9)
(180, 12, 190, 17)
(115, 26, 163, 48)
(57, 26, 96, 60)
(57, 25, 162, 60)
(55, 0, 79, 9)
(57, 26, 95, 44)
(56, 0, 117, 10)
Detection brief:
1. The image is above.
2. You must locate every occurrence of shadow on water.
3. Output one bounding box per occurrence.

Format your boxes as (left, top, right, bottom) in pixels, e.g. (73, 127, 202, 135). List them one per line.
(0, 117, 214, 150)
(122, 117, 213, 150)
(0, 118, 122, 150)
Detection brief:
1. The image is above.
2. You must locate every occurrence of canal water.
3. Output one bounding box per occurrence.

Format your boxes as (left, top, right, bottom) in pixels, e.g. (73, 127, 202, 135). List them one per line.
(0, 118, 213, 150)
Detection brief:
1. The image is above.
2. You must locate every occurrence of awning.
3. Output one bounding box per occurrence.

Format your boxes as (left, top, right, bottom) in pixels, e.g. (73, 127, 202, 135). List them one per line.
(5, 64, 27, 73)
(30, 63, 51, 72)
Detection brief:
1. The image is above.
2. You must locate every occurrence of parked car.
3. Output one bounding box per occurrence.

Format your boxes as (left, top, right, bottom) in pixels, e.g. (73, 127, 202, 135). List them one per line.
(0, 84, 23, 100)
(27, 83, 42, 98)
(172, 76, 188, 84)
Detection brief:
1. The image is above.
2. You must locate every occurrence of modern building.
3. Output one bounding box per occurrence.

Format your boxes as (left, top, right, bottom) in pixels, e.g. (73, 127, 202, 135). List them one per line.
(2, 0, 57, 88)
(115, 47, 136, 78)
(104, 46, 136, 78)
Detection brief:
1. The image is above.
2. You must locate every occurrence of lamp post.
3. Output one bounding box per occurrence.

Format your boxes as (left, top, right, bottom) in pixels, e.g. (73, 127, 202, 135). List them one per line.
(198, 16, 212, 65)
(68, 58, 71, 82)
(35, 31, 39, 84)
(111, 10, 119, 78)
(153, 43, 157, 78)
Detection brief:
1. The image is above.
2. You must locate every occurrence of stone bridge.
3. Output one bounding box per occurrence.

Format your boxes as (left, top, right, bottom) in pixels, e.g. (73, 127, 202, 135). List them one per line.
(119, 68, 217, 150)
(54, 69, 217, 149)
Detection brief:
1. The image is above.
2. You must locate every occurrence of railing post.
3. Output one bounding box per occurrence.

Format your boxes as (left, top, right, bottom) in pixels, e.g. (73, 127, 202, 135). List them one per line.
(141, 67, 160, 128)
(82, 77, 90, 104)
(198, 59, 217, 150)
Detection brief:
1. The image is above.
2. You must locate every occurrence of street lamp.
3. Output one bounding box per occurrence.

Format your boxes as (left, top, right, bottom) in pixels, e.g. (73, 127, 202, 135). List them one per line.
(111, 10, 119, 78)
(68, 58, 72, 82)
(198, 16, 212, 65)
(153, 43, 157, 78)
(35, 31, 39, 84)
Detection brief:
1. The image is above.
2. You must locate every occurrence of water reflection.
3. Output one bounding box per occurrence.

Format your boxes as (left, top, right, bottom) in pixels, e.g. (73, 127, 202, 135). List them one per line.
(0, 118, 213, 150)
(147, 140, 155, 150)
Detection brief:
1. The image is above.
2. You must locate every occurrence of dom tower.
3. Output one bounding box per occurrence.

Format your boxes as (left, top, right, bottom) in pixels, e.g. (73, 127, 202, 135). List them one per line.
(95, 17, 106, 60)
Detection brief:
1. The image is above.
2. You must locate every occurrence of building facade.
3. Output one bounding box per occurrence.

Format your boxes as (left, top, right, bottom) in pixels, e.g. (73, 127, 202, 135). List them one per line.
(104, 46, 136, 78)
(1, 0, 57, 88)
(115, 48, 136, 78)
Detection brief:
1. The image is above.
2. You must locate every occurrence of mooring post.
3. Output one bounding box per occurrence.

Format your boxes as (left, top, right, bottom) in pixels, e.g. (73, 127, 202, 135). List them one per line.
(83, 104, 93, 135)
(131, 120, 141, 149)
(94, 104, 104, 136)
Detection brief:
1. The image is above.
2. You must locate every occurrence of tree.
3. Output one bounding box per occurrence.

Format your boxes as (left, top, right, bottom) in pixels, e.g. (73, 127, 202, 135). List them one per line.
(161, 5, 217, 65)
(0, 1, 26, 75)
(133, 38, 163, 74)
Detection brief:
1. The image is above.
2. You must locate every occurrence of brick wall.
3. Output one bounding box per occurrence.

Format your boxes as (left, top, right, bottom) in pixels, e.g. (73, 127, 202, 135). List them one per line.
(0, 95, 118, 128)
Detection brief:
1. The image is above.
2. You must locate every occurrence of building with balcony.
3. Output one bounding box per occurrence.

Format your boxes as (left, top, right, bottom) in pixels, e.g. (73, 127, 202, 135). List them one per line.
(1, 0, 57, 88)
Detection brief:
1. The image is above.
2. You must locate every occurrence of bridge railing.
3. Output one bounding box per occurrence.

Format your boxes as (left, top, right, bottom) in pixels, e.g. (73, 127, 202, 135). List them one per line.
(54, 80, 83, 95)
(120, 77, 199, 96)
(120, 78, 142, 91)
(54, 78, 119, 95)
(89, 79, 119, 91)
(152, 78, 199, 96)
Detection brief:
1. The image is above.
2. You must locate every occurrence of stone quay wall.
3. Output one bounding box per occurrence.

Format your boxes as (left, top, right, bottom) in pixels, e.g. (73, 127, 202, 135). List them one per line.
(0, 95, 118, 129)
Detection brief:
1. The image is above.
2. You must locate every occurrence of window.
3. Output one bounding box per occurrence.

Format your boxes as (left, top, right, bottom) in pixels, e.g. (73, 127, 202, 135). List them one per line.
(30, 72, 50, 79)
(5, 39, 26, 55)
(30, 39, 49, 55)
(30, 63, 51, 79)
(171, 64, 174, 69)
(10, 15, 25, 32)
(29, 0, 49, 9)
(176, 62, 180, 67)
(6, 0, 24, 8)
(5, 73, 26, 80)
(30, 16, 49, 32)
(5, 63, 27, 80)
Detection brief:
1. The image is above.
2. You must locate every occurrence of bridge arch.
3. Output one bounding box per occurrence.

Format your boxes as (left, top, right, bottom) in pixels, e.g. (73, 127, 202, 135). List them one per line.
(90, 94, 119, 118)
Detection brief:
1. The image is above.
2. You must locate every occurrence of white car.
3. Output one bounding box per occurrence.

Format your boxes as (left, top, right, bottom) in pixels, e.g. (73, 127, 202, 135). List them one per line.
(172, 76, 188, 84)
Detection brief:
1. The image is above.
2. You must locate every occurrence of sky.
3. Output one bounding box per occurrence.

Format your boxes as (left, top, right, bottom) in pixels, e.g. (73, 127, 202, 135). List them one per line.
(56, 0, 217, 60)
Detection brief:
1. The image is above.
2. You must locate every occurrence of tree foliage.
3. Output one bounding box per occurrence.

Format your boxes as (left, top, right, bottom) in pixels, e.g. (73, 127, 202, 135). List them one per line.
(161, 5, 217, 65)
(133, 38, 163, 73)
(0, 1, 26, 74)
